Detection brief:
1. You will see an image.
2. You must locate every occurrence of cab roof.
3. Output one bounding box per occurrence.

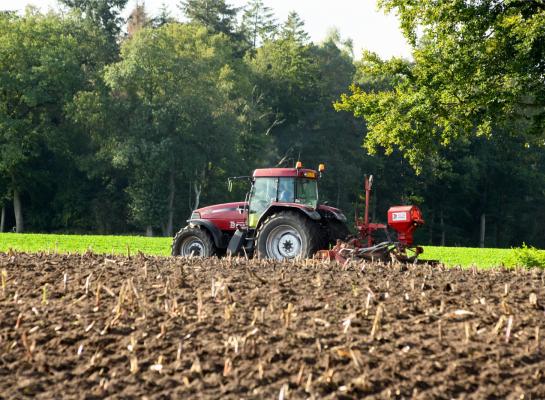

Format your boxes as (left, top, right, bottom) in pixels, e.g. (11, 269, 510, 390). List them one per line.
(253, 168, 318, 179)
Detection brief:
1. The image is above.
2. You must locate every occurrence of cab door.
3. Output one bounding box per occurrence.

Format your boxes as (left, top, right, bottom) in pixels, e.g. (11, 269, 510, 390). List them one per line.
(248, 178, 278, 228)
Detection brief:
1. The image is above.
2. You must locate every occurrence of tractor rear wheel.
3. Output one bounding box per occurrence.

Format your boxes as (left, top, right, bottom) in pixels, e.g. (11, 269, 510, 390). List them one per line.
(171, 226, 216, 257)
(256, 211, 320, 260)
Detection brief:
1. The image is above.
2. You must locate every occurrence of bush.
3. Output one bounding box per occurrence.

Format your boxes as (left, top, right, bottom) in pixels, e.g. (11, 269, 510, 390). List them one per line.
(510, 244, 545, 268)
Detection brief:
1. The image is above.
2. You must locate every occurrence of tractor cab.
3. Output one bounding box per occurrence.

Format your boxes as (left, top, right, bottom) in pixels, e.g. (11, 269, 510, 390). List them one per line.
(248, 165, 320, 228)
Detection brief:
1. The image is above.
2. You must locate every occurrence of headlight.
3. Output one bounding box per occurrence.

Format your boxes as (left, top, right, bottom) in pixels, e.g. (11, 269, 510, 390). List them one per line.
(190, 211, 201, 219)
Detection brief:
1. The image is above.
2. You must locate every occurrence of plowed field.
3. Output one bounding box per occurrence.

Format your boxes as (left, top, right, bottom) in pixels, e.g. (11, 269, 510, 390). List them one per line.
(1, 252, 545, 399)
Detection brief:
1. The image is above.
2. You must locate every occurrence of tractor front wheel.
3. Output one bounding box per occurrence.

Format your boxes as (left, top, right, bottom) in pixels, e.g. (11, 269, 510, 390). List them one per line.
(171, 226, 216, 257)
(256, 211, 320, 260)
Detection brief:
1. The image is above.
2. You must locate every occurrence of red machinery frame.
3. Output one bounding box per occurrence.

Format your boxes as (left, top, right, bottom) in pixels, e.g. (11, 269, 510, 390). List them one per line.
(317, 175, 425, 264)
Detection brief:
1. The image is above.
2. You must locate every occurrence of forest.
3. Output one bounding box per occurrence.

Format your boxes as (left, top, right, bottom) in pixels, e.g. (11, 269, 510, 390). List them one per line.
(0, 0, 544, 248)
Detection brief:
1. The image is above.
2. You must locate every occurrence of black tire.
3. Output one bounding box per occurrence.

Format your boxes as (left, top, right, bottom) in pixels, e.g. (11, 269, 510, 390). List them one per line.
(255, 211, 320, 260)
(171, 226, 216, 257)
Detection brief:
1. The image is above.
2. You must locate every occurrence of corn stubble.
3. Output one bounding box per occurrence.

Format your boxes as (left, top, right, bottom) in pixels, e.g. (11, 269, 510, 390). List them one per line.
(0, 252, 545, 398)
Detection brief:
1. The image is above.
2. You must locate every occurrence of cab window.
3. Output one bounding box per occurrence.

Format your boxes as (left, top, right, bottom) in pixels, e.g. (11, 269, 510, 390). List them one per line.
(248, 178, 277, 227)
(278, 178, 295, 203)
(295, 179, 318, 208)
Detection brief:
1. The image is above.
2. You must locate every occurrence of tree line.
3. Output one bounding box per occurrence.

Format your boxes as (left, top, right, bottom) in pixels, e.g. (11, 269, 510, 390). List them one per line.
(0, 0, 544, 248)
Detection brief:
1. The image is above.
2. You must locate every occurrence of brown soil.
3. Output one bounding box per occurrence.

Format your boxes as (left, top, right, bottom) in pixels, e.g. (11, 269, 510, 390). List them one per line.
(1, 252, 545, 399)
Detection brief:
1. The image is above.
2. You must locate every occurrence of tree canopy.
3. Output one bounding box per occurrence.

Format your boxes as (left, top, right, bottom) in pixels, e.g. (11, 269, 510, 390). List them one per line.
(0, 1, 543, 248)
(59, 0, 128, 54)
(180, 0, 239, 36)
(0, 10, 108, 231)
(336, 0, 545, 169)
(241, 0, 277, 49)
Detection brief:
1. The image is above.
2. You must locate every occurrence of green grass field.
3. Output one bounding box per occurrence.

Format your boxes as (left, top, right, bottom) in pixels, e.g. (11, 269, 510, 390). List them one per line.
(0, 233, 171, 257)
(419, 246, 513, 268)
(0, 233, 539, 268)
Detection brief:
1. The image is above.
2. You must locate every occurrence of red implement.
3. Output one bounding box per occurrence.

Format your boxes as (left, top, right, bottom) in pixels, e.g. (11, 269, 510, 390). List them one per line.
(317, 175, 426, 264)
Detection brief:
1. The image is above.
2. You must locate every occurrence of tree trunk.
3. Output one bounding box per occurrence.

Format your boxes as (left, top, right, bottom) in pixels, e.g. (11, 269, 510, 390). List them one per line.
(166, 171, 175, 237)
(189, 168, 206, 213)
(479, 213, 486, 248)
(494, 222, 499, 248)
(440, 208, 445, 246)
(428, 209, 434, 245)
(193, 182, 202, 211)
(146, 226, 153, 237)
(13, 189, 23, 233)
(188, 180, 193, 212)
(0, 205, 5, 232)
(252, 18, 258, 50)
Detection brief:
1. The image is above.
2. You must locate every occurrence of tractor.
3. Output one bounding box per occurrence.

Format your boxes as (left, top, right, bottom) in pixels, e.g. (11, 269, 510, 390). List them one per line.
(171, 162, 425, 262)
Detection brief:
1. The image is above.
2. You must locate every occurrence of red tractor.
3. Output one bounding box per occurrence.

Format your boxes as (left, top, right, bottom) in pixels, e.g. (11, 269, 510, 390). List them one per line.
(172, 163, 425, 262)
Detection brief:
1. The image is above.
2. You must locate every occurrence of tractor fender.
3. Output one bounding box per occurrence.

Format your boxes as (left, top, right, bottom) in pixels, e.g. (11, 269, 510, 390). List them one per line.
(323, 209, 348, 223)
(317, 205, 348, 222)
(187, 219, 226, 248)
(330, 210, 347, 222)
(256, 204, 321, 229)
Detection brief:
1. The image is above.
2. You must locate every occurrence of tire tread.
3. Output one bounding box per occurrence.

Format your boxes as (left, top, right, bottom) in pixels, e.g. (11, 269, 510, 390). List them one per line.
(171, 226, 216, 257)
(255, 211, 321, 259)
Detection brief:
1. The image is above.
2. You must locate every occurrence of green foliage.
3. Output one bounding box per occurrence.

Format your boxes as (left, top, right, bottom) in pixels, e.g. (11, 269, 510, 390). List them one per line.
(337, 1, 545, 170)
(251, 24, 319, 125)
(0, 10, 110, 230)
(241, 0, 277, 49)
(110, 23, 238, 228)
(0, 1, 544, 252)
(510, 243, 545, 269)
(0, 11, 105, 171)
(151, 3, 175, 28)
(332, 0, 545, 248)
(59, 0, 128, 54)
(281, 11, 310, 44)
(250, 25, 370, 216)
(180, 0, 239, 37)
(70, 22, 271, 233)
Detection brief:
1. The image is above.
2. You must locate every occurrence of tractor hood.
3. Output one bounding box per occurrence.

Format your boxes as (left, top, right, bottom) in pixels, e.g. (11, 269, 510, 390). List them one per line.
(190, 202, 248, 231)
(193, 202, 247, 219)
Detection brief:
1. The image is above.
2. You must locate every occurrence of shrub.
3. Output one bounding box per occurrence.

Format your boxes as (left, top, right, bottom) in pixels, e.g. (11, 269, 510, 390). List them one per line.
(510, 244, 545, 268)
